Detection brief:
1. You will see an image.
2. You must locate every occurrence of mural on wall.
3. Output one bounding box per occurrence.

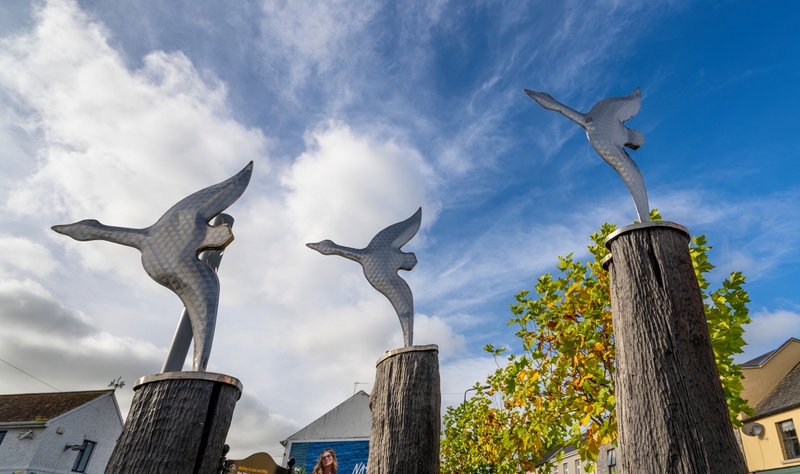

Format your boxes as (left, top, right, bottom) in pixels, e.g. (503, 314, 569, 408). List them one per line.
(287, 440, 369, 474)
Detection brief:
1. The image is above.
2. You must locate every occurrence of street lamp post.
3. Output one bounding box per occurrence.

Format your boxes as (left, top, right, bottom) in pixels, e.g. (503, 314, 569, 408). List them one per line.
(464, 386, 491, 403)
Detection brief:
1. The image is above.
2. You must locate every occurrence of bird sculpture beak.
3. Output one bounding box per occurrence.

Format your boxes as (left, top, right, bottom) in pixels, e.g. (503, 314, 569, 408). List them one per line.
(523, 89, 551, 103)
(51, 223, 80, 238)
(306, 241, 327, 254)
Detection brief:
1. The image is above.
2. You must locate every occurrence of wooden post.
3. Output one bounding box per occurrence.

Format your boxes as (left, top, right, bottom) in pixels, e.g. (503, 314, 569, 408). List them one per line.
(368, 345, 440, 474)
(603, 222, 747, 474)
(105, 372, 242, 474)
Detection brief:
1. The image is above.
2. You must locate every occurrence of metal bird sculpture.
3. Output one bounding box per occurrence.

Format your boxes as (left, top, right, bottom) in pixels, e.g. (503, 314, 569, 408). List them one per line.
(524, 87, 650, 222)
(52, 162, 253, 371)
(307, 208, 421, 347)
(161, 213, 233, 373)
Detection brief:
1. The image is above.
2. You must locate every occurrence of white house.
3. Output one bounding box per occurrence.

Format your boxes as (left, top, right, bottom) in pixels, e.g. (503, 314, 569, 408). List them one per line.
(281, 390, 371, 474)
(0, 390, 123, 474)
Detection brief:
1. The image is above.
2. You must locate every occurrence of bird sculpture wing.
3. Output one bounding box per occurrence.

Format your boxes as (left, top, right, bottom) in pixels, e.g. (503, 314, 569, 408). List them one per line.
(370, 269, 415, 347)
(161, 255, 221, 372)
(362, 208, 420, 347)
(523, 89, 586, 126)
(588, 87, 641, 124)
(153, 161, 254, 252)
(583, 88, 649, 221)
(366, 207, 422, 251)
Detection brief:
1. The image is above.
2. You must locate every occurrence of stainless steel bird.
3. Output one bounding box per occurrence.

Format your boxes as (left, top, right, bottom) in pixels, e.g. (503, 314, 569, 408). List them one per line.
(52, 162, 253, 371)
(307, 208, 421, 347)
(524, 88, 649, 222)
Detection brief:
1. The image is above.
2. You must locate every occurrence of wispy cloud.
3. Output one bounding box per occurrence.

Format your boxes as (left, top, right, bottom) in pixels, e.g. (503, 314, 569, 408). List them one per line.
(0, 276, 164, 417)
(0, 1, 451, 458)
(3, 0, 789, 463)
(0, 0, 269, 279)
(651, 188, 800, 282)
(258, 0, 381, 101)
(737, 309, 800, 363)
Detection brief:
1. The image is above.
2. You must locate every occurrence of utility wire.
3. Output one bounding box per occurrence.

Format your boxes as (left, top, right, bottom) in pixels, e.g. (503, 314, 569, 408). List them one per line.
(0, 355, 61, 392)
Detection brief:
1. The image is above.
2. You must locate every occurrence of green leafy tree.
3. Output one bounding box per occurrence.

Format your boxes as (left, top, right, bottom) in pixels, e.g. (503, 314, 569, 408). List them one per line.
(440, 212, 753, 474)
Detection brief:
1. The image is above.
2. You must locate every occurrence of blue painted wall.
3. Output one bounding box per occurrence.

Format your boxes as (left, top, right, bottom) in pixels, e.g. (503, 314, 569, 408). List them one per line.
(288, 440, 369, 474)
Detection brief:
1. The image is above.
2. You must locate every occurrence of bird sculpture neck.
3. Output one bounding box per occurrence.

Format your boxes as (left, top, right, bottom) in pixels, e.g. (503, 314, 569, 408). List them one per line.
(92, 224, 149, 249)
(52, 220, 148, 250)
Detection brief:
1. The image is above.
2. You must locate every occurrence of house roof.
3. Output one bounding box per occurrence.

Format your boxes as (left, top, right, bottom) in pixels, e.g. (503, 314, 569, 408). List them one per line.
(742, 349, 778, 368)
(746, 362, 800, 422)
(542, 444, 577, 462)
(281, 390, 371, 445)
(0, 390, 112, 423)
(742, 338, 800, 368)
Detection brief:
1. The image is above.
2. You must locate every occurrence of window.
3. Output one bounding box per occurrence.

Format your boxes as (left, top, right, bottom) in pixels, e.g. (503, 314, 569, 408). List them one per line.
(564, 462, 568, 474)
(607, 448, 617, 474)
(553, 465, 558, 474)
(71, 440, 96, 472)
(575, 459, 581, 474)
(0, 431, 6, 446)
(778, 420, 800, 460)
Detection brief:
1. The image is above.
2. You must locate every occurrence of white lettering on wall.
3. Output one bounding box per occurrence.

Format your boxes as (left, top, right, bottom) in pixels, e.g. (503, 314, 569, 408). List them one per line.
(351, 462, 367, 474)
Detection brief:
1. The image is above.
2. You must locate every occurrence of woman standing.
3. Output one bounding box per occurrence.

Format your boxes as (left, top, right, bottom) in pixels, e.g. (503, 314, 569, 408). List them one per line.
(311, 448, 338, 474)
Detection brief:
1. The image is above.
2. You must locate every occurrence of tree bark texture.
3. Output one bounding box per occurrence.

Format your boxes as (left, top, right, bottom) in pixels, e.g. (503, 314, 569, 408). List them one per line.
(368, 345, 440, 474)
(105, 372, 241, 474)
(606, 223, 747, 474)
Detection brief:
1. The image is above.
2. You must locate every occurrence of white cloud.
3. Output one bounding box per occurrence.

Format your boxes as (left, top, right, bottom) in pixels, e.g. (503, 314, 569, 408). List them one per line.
(650, 189, 800, 282)
(1, 2, 459, 455)
(6, 0, 779, 463)
(0, 0, 270, 286)
(226, 393, 299, 459)
(738, 309, 800, 363)
(414, 313, 466, 357)
(210, 121, 445, 422)
(0, 275, 164, 417)
(0, 0, 268, 226)
(439, 355, 503, 410)
(284, 122, 435, 241)
(0, 235, 59, 277)
(259, 0, 380, 94)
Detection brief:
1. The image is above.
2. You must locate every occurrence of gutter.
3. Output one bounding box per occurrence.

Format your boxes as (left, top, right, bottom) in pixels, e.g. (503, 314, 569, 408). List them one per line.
(0, 421, 47, 429)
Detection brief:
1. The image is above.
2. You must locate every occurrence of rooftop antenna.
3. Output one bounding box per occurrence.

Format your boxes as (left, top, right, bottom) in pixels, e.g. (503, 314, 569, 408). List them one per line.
(108, 377, 126, 390)
(354, 381, 369, 395)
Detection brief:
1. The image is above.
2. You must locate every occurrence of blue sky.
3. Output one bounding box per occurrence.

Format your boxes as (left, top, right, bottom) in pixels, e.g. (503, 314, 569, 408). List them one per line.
(1, 0, 799, 459)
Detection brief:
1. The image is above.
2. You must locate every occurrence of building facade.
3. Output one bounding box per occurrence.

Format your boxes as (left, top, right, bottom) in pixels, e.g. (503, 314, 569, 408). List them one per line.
(740, 338, 800, 473)
(281, 391, 371, 474)
(0, 390, 123, 474)
(544, 444, 616, 474)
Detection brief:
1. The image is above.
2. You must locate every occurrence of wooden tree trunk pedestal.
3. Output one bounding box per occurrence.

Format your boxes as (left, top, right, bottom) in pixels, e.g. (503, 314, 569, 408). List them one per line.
(368, 345, 440, 474)
(603, 222, 747, 474)
(105, 372, 242, 474)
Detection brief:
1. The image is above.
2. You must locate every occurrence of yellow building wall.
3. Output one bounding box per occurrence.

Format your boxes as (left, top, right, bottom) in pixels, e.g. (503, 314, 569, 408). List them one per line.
(741, 407, 800, 472)
(548, 450, 591, 474)
(741, 340, 800, 409)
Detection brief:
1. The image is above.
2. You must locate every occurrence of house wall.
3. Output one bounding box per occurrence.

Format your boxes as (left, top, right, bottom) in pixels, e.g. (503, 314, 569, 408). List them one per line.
(0, 393, 122, 474)
(550, 449, 584, 474)
(0, 425, 47, 473)
(543, 444, 614, 474)
(281, 391, 371, 466)
(285, 438, 369, 474)
(742, 341, 800, 409)
(283, 393, 370, 443)
(741, 407, 800, 473)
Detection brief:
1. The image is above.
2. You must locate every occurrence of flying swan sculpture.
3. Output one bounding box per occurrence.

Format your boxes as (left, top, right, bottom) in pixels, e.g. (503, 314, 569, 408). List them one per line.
(52, 162, 253, 371)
